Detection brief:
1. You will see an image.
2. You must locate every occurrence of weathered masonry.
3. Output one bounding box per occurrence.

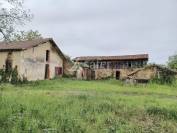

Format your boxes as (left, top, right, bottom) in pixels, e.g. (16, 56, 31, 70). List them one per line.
(0, 38, 66, 81)
(73, 54, 149, 80)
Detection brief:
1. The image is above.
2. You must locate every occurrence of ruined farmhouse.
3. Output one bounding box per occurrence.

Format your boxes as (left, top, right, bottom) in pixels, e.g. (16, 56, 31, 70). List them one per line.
(0, 38, 66, 81)
(127, 64, 177, 83)
(73, 54, 149, 80)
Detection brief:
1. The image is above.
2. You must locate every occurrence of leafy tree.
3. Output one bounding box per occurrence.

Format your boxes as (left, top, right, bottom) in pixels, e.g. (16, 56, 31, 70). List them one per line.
(11, 30, 42, 41)
(0, 0, 32, 41)
(168, 54, 177, 69)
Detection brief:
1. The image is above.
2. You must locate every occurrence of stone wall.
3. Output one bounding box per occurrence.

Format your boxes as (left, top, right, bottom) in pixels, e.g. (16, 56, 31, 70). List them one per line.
(0, 42, 64, 81)
(116, 69, 138, 79)
(95, 69, 114, 80)
(94, 68, 138, 80)
(0, 51, 22, 73)
(129, 67, 156, 80)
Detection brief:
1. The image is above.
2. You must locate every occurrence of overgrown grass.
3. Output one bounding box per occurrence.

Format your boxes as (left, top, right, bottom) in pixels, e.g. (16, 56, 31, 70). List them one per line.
(0, 78, 177, 132)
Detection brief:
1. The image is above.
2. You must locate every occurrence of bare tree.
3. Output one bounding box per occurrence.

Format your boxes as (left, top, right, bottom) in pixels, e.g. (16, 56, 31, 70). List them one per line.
(0, 0, 33, 41)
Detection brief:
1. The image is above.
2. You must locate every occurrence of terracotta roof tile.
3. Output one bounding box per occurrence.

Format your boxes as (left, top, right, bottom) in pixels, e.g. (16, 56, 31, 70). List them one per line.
(0, 38, 53, 51)
(74, 54, 149, 61)
(0, 38, 66, 60)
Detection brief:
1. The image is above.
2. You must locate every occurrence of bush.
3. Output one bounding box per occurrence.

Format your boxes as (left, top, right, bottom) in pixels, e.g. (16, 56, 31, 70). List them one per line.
(0, 69, 9, 83)
(151, 74, 176, 85)
(0, 68, 27, 85)
(168, 54, 177, 70)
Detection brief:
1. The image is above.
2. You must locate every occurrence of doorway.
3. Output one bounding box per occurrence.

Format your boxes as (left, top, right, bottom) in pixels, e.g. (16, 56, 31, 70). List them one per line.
(45, 64, 50, 79)
(116, 71, 120, 80)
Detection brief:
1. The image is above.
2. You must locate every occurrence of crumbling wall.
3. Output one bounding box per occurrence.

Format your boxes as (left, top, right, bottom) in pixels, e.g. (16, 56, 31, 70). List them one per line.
(19, 42, 64, 81)
(63, 60, 74, 76)
(21, 59, 45, 81)
(0, 51, 22, 72)
(76, 67, 84, 80)
(95, 69, 114, 80)
(94, 69, 138, 80)
(116, 69, 137, 79)
(129, 67, 156, 80)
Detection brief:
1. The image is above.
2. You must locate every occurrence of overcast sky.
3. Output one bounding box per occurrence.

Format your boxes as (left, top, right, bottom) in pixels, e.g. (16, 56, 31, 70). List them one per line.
(20, 0, 177, 64)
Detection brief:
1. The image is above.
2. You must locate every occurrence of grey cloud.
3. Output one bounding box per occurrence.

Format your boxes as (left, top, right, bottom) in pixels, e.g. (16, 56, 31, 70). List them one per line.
(21, 0, 177, 64)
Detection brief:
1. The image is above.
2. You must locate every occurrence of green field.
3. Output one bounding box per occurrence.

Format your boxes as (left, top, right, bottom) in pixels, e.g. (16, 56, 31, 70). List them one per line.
(0, 79, 177, 133)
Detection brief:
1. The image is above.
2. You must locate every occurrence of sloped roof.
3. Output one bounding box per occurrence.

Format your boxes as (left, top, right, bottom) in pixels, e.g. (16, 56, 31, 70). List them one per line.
(73, 54, 149, 61)
(0, 38, 52, 50)
(0, 38, 66, 60)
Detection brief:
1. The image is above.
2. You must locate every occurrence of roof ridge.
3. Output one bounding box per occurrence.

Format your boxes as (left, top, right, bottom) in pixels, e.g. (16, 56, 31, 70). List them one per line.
(73, 54, 149, 61)
(0, 38, 52, 44)
(75, 54, 148, 58)
(0, 38, 54, 51)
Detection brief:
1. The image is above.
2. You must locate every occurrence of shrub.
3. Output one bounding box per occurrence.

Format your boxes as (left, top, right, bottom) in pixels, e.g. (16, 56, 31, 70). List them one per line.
(11, 68, 19, 84)
(151, 74, 176, 85)
(0, 68, 27, 85)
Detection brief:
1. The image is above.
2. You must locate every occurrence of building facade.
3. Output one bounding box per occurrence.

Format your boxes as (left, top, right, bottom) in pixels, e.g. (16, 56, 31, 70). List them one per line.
(73, 54, 149, 80)
(0, 38, 66, 81)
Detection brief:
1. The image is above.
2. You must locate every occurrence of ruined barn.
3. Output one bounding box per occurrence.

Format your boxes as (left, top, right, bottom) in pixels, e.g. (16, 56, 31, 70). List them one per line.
(0, 38, 66, 81)
(73, 54, 149, 80)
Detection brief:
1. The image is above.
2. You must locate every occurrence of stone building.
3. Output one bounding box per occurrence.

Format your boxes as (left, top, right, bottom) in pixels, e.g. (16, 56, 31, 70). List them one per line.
(0, 38, 66, 81)
(73, 54, 149, 80)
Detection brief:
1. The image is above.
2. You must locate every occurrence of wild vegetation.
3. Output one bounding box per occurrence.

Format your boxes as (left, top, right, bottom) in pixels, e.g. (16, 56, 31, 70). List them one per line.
(0, 68, 26, 84)
(168, 54, 177, 70)
(0, 78, 177, 133)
